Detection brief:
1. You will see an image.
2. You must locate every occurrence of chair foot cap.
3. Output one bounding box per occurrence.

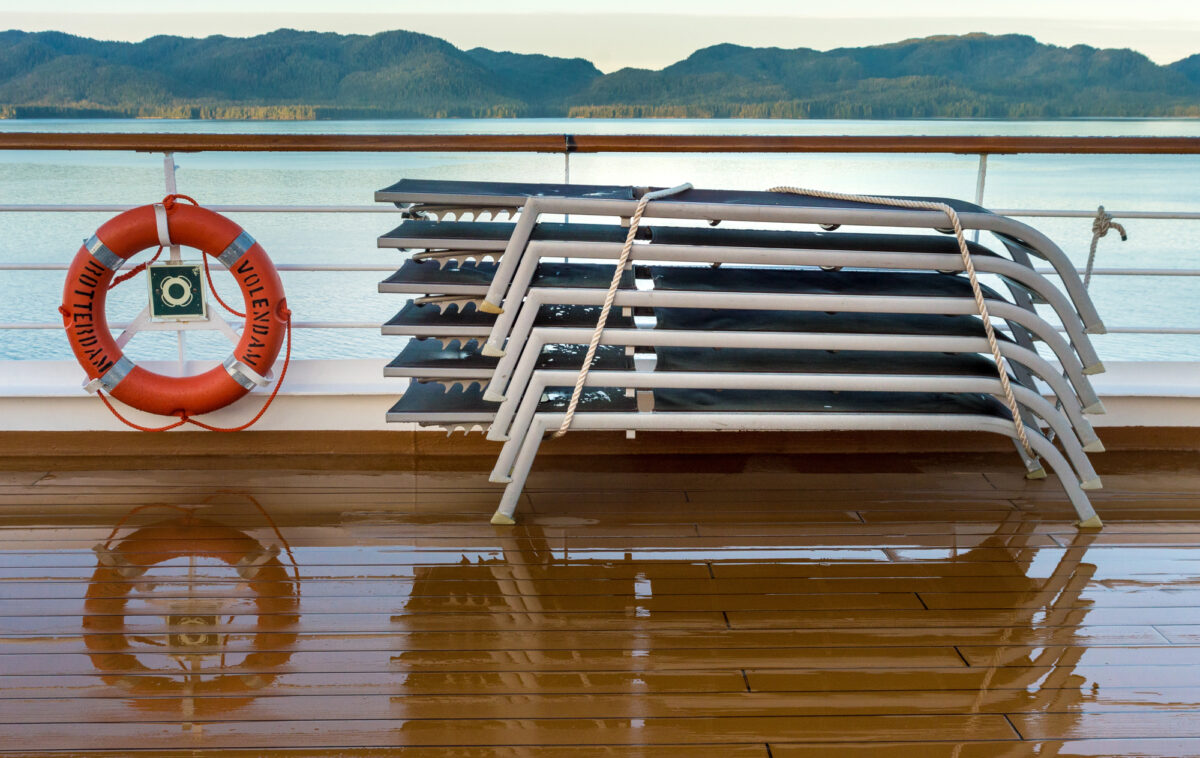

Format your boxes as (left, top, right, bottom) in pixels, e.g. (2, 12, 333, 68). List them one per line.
(490, 512, 516, 525)
(1077, 515, 1103, 529)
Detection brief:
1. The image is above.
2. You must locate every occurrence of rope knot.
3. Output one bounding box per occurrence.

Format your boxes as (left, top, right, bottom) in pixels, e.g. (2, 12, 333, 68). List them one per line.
(161, 193, 199, 212)
(1084, 205, 1128, 290)
(1091, 206, 1127, 243)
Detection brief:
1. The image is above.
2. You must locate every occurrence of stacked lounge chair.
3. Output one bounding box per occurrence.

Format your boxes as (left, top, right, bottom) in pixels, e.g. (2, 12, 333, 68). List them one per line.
(376, 179, 1107, 527)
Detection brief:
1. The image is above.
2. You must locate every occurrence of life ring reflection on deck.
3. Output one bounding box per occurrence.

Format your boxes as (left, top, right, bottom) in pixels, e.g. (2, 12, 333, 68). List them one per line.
(83, 515, 300, 715)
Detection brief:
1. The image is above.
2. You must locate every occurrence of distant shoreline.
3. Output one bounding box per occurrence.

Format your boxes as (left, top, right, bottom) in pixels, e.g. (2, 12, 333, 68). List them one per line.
(3, 109, 1198, 121)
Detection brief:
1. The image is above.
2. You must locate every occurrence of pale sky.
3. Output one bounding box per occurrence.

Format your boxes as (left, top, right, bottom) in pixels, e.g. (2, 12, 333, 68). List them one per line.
(2, 0, 1199, 71)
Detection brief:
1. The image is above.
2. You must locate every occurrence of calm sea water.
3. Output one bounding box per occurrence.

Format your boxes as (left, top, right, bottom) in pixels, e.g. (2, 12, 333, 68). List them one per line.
(1, 118, 1198, 363)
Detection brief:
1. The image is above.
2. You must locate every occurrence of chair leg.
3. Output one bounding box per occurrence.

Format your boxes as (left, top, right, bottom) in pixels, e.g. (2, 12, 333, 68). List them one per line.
(1025, 431, 1102, 529)
(490, 418, 547, 525)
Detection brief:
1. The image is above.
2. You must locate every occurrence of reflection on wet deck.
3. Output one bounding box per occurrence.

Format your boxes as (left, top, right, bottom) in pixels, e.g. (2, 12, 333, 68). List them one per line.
(3, 450, 1200, 756)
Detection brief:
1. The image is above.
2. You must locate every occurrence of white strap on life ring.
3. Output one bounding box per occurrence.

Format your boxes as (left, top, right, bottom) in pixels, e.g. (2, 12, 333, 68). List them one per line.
(223, 355, 272, 390)
(153, 203, 173, 248)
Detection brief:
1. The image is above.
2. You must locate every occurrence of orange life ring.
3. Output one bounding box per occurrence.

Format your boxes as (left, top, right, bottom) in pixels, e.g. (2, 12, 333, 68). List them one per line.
(61, 201, 288, 417)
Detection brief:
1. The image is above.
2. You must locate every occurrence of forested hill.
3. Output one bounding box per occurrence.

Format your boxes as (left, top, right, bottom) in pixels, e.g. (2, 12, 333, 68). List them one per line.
(1, 29, 1198, 119)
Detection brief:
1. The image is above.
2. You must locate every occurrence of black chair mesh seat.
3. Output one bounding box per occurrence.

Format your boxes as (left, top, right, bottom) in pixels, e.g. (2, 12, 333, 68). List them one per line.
(380, 219, 995, 258)
(388, 340, 633, 375)
(652, 348, 1009, 379)
(386, 380, 1010, 426)
(381, 220, 641, 248)
(649, 266, 1007, 300)
(381, 259, 635, 293)
(377, 179, 987, 214)
(650, 389, 1011, 417)
(384, 302, 636, 334)
(650, 308, 1011, 339)
(387, 382, 637, 425)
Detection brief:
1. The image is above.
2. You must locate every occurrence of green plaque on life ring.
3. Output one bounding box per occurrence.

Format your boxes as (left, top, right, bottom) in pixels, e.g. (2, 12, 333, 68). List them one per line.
(148, 263, 207, 321)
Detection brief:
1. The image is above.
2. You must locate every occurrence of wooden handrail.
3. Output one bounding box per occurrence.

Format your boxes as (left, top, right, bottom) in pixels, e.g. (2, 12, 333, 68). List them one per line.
(0, 132, 1198, 154)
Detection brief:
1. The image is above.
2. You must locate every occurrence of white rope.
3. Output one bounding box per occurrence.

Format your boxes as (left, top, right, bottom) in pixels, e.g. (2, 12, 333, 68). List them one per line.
(768, 186, 1035, 458)
(552, 183, 692, 438)
(1084, 205, 1127, 289)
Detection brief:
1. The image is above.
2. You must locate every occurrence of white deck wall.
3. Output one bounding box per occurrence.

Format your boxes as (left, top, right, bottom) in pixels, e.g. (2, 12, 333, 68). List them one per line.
(1, 359, 1198, 432)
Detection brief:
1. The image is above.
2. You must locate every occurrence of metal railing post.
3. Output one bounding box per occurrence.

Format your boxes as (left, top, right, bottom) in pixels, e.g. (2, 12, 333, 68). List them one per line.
(162, 151, 187, 373)
(163, 152, 181, 263)
(972, 153, 988, 243)
(563, 137, 572, 257)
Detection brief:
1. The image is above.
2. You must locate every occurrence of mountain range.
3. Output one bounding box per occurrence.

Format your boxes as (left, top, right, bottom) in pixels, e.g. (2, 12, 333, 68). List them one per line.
(1, 29, 1198, 119)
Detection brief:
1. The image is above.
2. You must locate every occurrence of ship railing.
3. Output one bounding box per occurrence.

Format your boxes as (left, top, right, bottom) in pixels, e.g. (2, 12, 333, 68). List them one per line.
(1, 133, 1198, 345)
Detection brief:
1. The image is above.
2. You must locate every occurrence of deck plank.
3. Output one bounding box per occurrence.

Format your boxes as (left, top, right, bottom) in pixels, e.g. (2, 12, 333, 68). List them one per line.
(0, 612, 732, 634)
(728, 607, 1200, 628)
(0, 624, 1170, 655)
(747, 665, 1200, 691)
(6, 688, 1199, 723)
(0, 669, 749, 698)
(1009, 712, 1200, 740)
(0, 714, 1018, 750)
(6, 749, 770, 758)
(0, 645, 967, 676)
(770, 740, 1200, 757)
(0, 574, 1163, 598)
(0, 591, 929, 616)
(2, 575, 1188, 599)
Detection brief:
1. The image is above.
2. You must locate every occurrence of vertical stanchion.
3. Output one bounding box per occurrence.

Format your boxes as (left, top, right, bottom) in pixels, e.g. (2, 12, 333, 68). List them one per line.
(972, 153, 988, 243)
(163, 152, 186, 375)
(563, 141, 572, 259)
(163, 152, 182, 263)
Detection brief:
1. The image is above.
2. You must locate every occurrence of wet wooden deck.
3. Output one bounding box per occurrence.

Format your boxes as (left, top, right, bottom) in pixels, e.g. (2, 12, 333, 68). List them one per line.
(3, 448, 1200, 756)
